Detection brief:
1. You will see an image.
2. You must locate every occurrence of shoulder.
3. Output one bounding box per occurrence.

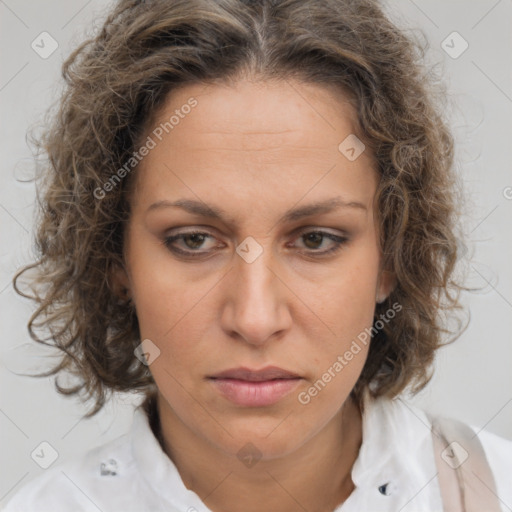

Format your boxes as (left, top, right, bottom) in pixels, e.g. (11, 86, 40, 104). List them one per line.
(2, 429, 141, 512)
(3, 396, 189, 512)
(469, 424, 512, 505)
(352, 392, 512, 511)
(388, 395, 512, 508)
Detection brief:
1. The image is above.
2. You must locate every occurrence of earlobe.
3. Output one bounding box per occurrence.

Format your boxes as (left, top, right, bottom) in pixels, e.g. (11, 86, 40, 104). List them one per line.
(376, 294, 386, 304)
(376, 270, 396, 304)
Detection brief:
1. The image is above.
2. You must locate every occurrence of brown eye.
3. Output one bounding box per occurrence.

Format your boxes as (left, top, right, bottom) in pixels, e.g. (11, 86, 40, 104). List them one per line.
(293, 230, 348, 256)
(303, 232, 324, 249)
(180, 233, 208, 249)
(163, 231, 218, 257)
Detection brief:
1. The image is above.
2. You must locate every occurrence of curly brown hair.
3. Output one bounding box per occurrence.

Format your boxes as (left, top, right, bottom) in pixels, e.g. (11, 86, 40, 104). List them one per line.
(14, 0, 465, 417)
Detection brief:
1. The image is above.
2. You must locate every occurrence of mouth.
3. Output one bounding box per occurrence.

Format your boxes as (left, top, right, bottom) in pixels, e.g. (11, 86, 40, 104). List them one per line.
(207, 366, 302, 407)
(209, 366, 301, 381)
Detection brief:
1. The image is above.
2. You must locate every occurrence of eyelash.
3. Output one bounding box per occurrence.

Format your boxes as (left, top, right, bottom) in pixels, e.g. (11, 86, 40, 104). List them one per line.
(162, 229, 348, 259)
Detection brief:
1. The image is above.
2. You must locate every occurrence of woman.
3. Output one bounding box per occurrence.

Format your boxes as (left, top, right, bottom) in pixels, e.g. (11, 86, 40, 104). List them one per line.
(6, 0, 511, 511)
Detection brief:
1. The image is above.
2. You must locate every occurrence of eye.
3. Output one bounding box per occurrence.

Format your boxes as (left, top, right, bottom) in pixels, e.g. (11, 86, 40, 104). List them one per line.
(291, 229, 348, 256)
(162, 230, 219, 257)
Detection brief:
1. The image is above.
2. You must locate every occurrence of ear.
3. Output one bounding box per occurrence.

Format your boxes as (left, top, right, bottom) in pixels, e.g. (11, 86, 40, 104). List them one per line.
(110, 263, 132, 302)
(376, 269, 396, 304)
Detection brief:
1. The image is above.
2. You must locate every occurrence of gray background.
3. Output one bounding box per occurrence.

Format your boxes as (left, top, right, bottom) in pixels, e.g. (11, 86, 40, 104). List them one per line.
(1, 0, 511, 505)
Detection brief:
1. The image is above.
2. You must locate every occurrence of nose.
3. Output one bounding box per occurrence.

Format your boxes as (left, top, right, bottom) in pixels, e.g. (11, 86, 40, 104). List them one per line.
(220, 239, 292, 347)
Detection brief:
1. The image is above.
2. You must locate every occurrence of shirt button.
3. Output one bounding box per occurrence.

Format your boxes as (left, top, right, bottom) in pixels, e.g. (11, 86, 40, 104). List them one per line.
(378, 482, 397, 496)
(100, 458, 118, 476)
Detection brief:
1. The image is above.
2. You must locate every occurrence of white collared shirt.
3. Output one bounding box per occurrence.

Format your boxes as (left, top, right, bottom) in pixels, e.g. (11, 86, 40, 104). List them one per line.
(4, 392, 512, 512)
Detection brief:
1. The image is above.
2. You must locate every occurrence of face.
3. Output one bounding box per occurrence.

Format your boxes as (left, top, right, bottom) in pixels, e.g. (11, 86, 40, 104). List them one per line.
(118, 78, 393, 459)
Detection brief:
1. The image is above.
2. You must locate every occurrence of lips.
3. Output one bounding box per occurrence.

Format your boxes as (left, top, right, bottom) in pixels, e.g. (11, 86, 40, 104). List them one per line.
(208, 366, 302, 407)
(209, 366, 300, 382)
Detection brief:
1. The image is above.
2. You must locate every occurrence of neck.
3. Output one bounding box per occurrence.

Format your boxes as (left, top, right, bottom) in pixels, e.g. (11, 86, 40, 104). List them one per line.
(152, 394, 363, 512)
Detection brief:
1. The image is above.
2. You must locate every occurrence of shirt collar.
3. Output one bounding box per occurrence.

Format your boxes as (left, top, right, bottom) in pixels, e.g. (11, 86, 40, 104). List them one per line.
(350, 389, 402, 489)
(348, 388, 435, 499)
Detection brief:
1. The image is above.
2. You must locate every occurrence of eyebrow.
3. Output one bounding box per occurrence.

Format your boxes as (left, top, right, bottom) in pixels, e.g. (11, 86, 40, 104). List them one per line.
(146, 196, 367, 224)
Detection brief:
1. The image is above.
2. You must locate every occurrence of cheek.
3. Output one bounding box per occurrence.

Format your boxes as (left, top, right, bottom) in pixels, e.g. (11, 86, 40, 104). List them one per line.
(297, 275, 375, 416)
(126, 232, 203, 339)
(310, 246, 380, 341)
(125, 237, 218, 383)
(297, 244, 379, 401)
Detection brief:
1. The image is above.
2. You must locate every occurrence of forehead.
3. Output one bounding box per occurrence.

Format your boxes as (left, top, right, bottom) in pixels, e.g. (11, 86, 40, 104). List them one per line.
(148, 79, 362, 147)
(131, 79, 377, 217)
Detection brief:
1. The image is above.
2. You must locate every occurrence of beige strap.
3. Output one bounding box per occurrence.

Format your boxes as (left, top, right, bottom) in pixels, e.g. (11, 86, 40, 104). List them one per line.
(428, 413, 502, 511)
